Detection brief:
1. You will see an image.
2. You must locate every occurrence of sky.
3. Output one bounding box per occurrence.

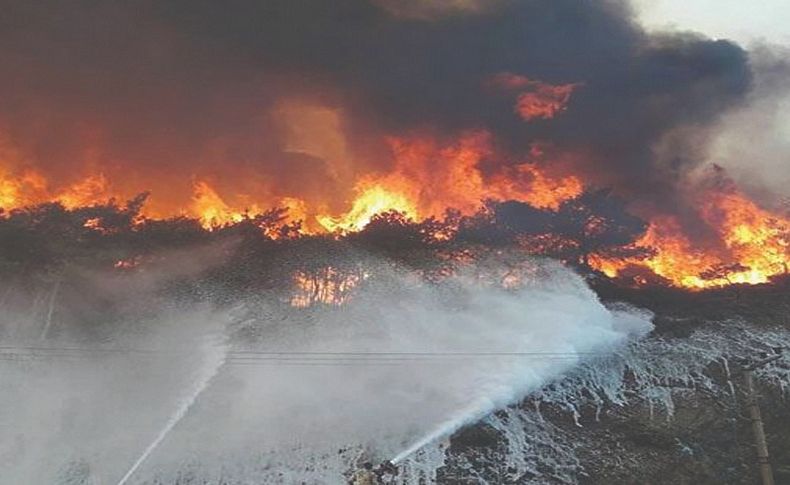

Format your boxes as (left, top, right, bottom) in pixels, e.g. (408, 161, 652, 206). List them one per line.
(635, 0, 790, 46)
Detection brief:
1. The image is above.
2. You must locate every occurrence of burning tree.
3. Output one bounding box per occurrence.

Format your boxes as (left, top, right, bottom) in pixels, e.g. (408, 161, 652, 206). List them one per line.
(699, 262, 751, 286)
(348, 210, 436, 256)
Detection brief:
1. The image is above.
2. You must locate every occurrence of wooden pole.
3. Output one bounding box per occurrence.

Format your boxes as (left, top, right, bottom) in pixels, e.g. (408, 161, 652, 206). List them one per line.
(39, 279, 61, 341)
(741, 354, 782, 485)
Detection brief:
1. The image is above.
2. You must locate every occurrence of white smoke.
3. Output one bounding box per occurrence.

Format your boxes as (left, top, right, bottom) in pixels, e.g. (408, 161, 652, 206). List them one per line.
(708, 44, 790, 205)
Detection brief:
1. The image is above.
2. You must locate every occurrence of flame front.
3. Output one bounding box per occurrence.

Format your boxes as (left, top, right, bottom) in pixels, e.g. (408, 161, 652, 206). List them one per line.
(591, 187, 790, 289)
(192, 181, 255, 229)
(317, 183, 418, 233)
(1, 130, 787, 290)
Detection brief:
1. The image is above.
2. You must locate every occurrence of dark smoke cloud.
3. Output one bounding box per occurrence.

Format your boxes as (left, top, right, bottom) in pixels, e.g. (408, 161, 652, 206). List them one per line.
(0, 0, 754, 215)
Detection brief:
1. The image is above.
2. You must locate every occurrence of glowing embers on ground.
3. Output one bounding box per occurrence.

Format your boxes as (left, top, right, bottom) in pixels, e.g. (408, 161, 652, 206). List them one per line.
(82, 217, 105, 232)
(114, 256, 144, 270)
(290, 267, 366, 307)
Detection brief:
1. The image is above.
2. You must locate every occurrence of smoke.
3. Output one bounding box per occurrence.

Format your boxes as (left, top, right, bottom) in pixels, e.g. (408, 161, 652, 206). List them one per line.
(372, 0, 502, 19)
(0, 257, 651, 483)
(706, 44, 790, 205)
(0, 305, 231, 484)
(0, 0, 761, 217)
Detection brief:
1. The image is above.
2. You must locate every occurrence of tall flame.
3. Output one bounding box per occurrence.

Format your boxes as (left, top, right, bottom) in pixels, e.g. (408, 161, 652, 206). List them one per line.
(191, 181, 256, 229)
(56, 174, 110, 209)
(317, 183, 418, 233)
(312, 132, 582, 232)
(591, 189, 790, 289)
(1, 128, 787, 290)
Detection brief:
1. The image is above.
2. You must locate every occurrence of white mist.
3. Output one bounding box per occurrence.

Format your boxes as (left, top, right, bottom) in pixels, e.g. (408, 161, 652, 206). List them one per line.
(0, 258, 652, 484)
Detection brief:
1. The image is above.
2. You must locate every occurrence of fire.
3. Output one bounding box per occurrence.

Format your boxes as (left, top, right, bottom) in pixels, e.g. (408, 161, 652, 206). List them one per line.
(0, 170, 113, 212)
(0, 176, 19, 208)
(317, 183, 418, 233)
(701, 190, 789, 284)
(83, 217, 104, 231)
(592, 186, 790, 289)
(190, 181, 318, 235)
(191, 181, 257, 229)
(290, 267, 364, 307)
(1, 122, 786, 291)
(514, 86, 578, 121)
(114, 257, 142, 270)
(590, 217, 721, 288)
(491, 164, 583, 211)
(487, 73, 582, 121)
(314, 132, 582, 232)
(280, 197, 310, 228)
(56, 174, 110, 209)
(0, 169, 47, 209)
(1, 128, 581, 235)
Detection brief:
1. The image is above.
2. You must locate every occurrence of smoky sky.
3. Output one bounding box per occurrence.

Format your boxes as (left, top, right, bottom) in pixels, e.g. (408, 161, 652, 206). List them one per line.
(0, 0, 753, 214)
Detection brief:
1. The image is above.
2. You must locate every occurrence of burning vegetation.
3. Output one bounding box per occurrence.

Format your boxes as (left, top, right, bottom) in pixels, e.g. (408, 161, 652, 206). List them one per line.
(0, 135, 788, 296)
(1, 122, 788, 295)
(0, 0, 788, 296)
(0, 161, 787, 299)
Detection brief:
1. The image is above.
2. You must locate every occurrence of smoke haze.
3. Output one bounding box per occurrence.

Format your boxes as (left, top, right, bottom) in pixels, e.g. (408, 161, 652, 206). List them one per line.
(0, 257, 651, 483)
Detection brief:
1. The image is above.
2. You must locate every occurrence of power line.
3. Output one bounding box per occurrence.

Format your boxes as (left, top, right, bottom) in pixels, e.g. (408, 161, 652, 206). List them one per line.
(1, 344, 711, 367)
(0, 354, 607, 362)
(0, 345, 630, 366)
(0, 345, 620, 357)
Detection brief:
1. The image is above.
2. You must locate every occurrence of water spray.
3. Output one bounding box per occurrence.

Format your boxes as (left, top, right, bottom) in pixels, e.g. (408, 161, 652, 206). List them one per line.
(115, 342, 226, 485)
(391, 397, 493, 464)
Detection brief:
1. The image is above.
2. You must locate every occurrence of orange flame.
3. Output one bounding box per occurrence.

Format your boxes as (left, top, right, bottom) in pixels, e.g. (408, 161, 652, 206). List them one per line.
(487, 73, 582, 121)
(290, 267, 363, 307)
(317, 183, 418, 233)
(1, 122, 786, 291)
(701, 190, 789, 284)
(0, 169, 48, 209)
(56, 174, 110, 209)
(592, 189, 790, 289)
(313, 132, 582, 231)
(191, 181, 256, 229)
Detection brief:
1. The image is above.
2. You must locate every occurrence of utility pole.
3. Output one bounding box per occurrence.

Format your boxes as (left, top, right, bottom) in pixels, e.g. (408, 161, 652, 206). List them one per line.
(741, 352, 782, 485)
